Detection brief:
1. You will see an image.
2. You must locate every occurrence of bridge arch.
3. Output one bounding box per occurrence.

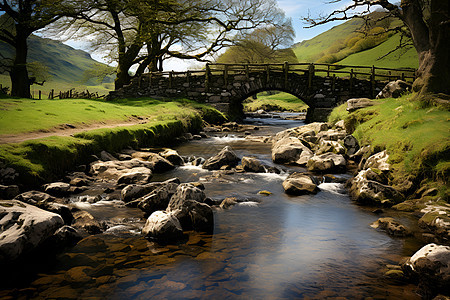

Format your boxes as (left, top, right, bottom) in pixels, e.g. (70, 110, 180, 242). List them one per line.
(108, 63, 416, 122)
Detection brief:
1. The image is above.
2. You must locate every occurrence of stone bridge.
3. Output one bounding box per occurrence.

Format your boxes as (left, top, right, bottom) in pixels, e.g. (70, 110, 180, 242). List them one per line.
(108, 63, 416, 122)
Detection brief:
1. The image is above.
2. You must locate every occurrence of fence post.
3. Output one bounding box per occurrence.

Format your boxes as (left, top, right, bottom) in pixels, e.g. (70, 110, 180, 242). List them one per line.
(327, 64, 330, 77)
(39, 90, 41, 100)
(401, 73, 405, 81)
(332, 74, 336, 91)
(245, 65, 249, 80)
(205, 64, 210, 92)
(284, 61, 289, 89)
(349, 69, 354, 91)
(308, 63, 315, 89)
(371, 65, 376, 98)
(266, 64, 270, 83)
(224, 65, 228, 88)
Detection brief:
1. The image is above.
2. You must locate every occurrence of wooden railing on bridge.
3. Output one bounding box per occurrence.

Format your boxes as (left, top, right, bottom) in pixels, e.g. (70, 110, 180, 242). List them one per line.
(138, 62, 416, 92)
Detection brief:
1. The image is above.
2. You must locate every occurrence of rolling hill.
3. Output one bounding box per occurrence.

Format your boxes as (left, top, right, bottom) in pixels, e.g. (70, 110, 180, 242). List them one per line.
(293, 12, 418, 69)
(0, 34, 114, 95)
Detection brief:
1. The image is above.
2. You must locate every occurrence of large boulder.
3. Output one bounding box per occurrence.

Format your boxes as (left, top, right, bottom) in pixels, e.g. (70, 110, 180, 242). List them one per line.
(271, 137, 313, 166)
(376, 80, 412, 99)
(142, 211, 184, 243)
(159, 149, 184, 166)
(282, 173, 319, 195)
(307, 153, 346, 173)
(403, 244, 450, 296)
(315, 140, 346, 155)
(44, 182, 71, 196)
(347, 98, 376, 112)
(202, 146, 240, 170)
(171, 200, 214, 233)
(15, 190, 58, 205)
(317, 129, 347, 142)
(72, 211, 104, 234)
(349, 169, 403, 206)
(241, 156, 265, 173)
(418, 205, 450, 241)
(167, 183, 206, 211)
(136, 182, 179, 215)
(0, 200, 64, 262)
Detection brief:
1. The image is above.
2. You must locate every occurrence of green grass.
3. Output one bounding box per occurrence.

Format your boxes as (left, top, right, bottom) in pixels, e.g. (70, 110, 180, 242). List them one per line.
(0, 97, 225, 186)
(336, 33, 418, 69)
(0, 97, 213, 135)
(244, 92, 308, 112)
(329, 94, 449, 197)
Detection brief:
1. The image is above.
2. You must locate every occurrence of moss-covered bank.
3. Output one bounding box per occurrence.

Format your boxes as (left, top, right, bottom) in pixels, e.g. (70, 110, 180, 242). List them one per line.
(0, 98, 226, 188)
(329, 93, 449, 205)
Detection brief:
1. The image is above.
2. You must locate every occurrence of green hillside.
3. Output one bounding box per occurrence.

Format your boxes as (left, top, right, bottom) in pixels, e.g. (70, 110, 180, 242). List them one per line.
(336, 33, 418, 68)
(0, 34, 114, 95)
(293, 18, 365, 62)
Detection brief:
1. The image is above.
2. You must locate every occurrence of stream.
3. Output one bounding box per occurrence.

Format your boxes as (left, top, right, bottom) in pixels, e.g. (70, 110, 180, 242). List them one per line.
(2, 113, 424, 299)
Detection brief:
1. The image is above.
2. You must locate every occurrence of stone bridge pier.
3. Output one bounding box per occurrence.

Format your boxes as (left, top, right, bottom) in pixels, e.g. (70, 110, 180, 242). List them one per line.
(108, 63, 414, 122)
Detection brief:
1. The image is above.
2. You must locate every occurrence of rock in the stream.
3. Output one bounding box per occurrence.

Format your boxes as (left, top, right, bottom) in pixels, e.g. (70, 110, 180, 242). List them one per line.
(131, 152, 175, 173)
(317, 129, 347, 142)
(136, 182, 179, 215)
(402, 243, 450, 296)
(117, 168, 152, 185)
(347, 98, 376, 112)
(349, 169, 403, 206)
(167, 183, 206, 211)
(90, 159, 153, 180)
(121, 178, 180, 203)
(202, 146, 240, 170)
(142, 211, 184, 243)
(42, 225, 83, 251)
(220, 197, 238, 209)
(72, 211, 104, 234)
(100, 151, 118, 161)
(376, 80, 411, 99)
(44, 182, 71, 196)
(282, 173, 319, 195)
(315, 140, 346, 155)
(0, 200, 64, 262)
(271, 137, 313, 165)
(241, 156, 265, 173)
(307, 153, 346, 173)
(370, 217, 411, 237)
(418, 205, 450, 241)
(14, 190, 58, 204)
(159, 149, 184, 166)
(0, 185, 20, 199)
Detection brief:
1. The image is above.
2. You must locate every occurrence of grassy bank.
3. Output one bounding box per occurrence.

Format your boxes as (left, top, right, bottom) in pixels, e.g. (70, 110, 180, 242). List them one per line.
(244, 92, 308, 112)
(329, 94, 449, 202)
(0, 97, 226, 187)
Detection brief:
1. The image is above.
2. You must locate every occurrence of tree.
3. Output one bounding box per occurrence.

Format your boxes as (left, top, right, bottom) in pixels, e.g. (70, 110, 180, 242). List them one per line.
(303, 0, 450, 96)
(50, 0, 289, 90)
(0, 0, 74, 97)
(216, 20, 297, 64)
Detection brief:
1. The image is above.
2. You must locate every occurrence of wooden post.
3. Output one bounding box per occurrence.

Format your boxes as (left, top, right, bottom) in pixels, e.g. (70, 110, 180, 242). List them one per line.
(350, 69, 354, 91)
(308, 63, 315, 89)
(401, 73, 405, 81)
(149, 73, 152, 86)
(371, 65, 376, 98)
(205, 64, 210, 92)
(70, 89, 73, 98)
(284, 61, 289, 89)
(39, 90, 41, 100)
(169, 71, 173, 88)
(224, 65, 228, 88)
(266, 64, 270, 83)
(245, 65, 249, 80)
(186, 71, 191, 87)
(327, 64, 330, 77)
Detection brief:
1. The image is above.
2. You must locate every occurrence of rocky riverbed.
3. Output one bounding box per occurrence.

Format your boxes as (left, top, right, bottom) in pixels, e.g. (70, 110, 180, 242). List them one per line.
(0, 108, 449, 299)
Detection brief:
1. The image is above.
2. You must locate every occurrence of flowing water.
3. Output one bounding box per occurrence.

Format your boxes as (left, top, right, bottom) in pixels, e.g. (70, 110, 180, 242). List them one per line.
(1, 113, 424, 299)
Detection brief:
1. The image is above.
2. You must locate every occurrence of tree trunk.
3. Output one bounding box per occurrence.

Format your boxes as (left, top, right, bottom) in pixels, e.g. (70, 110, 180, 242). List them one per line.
(402, 0, 450, 95)
(115, 65, 132, 90)
(10, 29, 30, 98)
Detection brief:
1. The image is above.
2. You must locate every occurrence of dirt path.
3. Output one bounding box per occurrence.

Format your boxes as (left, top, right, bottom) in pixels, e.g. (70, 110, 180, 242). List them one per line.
(0, 117, 150, 144)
